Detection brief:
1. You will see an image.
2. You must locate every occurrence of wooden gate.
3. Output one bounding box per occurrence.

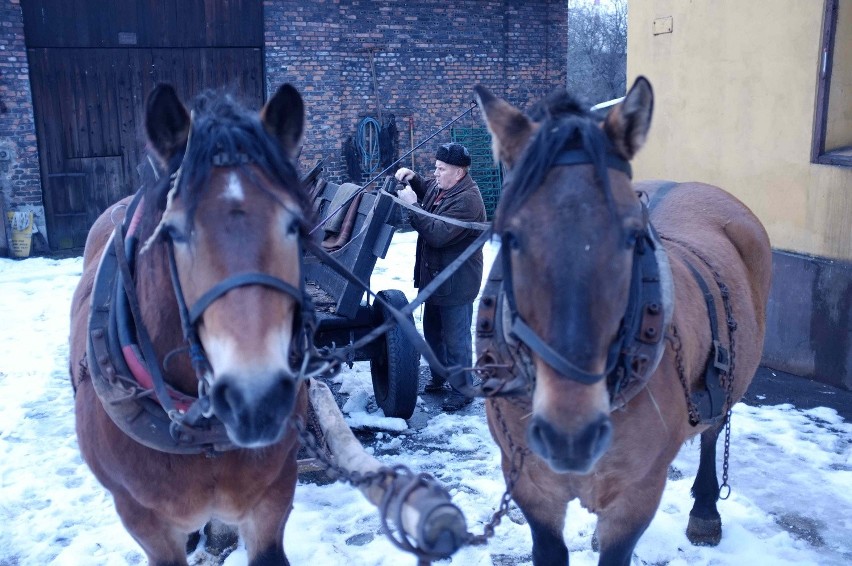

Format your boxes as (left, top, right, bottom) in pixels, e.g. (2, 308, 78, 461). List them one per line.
(23, 1, 263, 250)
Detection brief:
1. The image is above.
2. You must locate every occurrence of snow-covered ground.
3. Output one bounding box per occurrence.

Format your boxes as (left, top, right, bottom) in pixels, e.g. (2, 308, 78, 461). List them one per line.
(1, 231, 850, 565)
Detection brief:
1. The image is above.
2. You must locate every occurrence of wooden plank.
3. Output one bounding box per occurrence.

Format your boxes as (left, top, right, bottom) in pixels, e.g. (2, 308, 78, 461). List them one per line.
(23, 0, 263, 49)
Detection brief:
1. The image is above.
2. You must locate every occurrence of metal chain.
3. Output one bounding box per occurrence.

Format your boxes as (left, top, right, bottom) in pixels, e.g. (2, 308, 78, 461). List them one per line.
(666, 325, 701, 425)
(713, 275, 737, 500)
(293, 418, 460, 562)
(661, 235, 739, 498)
(294, 416, 395, 489)
(296, 401, 530, 552)
(290, 419, 434, 564)
(467, 398, 529, 545)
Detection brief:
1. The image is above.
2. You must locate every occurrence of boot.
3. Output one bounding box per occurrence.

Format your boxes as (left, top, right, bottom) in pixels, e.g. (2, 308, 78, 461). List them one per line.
(424, 378, 449, 393)
(441, 390, 472, 412)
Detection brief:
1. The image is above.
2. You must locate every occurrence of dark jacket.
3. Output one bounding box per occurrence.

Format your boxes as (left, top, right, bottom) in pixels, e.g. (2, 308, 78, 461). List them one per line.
(408, 172, 486, 306)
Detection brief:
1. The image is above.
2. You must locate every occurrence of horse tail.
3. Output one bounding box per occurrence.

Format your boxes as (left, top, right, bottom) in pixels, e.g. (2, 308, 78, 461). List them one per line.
(722, 212, 772, 326)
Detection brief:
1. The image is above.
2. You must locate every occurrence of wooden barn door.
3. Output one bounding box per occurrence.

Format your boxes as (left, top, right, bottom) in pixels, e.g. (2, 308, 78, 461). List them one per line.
(23, 1, 263, 250)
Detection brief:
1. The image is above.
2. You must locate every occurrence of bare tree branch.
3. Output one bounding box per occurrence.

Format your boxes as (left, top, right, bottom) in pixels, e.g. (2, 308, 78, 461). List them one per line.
(567, 0, 628, 105)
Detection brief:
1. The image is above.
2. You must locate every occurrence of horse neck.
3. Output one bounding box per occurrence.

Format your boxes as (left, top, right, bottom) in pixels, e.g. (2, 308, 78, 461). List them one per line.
(134, 243, 197, 394)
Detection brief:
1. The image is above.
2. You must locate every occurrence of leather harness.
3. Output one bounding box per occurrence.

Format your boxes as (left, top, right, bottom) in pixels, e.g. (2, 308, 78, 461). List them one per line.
(85, 152, 314, 454)
(475, 204, 674, 410)
(472, 156, 731, 424)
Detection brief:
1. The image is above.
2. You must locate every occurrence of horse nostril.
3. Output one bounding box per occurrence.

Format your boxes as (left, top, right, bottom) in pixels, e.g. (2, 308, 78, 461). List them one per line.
(269, 373, 297, 412)
(211, 377, 241, 423)
(527, 417, 552, 458)
(593, 417, 613, 452)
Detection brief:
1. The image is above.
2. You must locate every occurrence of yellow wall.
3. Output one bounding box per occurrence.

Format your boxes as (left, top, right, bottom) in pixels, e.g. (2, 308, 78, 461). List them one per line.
(627, 0, 852, 260)
(825, 0, 852, 151)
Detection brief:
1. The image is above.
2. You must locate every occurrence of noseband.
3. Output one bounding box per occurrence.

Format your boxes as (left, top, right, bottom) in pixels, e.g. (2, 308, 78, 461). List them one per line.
(496, 148, 671, 403)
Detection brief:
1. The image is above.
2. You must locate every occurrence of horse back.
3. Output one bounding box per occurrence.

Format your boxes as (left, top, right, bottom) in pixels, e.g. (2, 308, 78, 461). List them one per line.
(638, 180, 772, 406)
(638, 180, 772, 322)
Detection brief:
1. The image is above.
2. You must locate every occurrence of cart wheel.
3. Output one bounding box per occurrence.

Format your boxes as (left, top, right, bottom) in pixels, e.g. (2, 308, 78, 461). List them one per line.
(370, 290, 420, 419)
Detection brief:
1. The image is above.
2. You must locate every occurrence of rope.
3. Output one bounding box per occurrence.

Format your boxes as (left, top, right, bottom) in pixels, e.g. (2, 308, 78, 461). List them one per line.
(356, 117, 381, 175)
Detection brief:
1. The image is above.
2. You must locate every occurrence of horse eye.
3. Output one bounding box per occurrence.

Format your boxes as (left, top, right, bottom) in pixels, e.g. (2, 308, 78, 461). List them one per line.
(504, 231, 521, 251)
(286, 218, 300, 236)
(625, 229, 642, 249)
(166, 224, 187, 244)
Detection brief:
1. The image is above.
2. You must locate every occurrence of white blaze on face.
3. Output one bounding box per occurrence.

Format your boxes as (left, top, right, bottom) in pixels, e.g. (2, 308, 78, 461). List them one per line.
(223, 171, 245, 202)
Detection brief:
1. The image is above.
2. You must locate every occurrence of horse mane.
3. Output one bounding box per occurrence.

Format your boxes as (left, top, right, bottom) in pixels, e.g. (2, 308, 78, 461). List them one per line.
(138, 89, 311, 243)
(494, 89, 616, 231)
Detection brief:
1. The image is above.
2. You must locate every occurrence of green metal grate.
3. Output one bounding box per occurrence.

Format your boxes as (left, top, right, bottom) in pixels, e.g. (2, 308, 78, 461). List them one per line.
(451, 127, 503, 220)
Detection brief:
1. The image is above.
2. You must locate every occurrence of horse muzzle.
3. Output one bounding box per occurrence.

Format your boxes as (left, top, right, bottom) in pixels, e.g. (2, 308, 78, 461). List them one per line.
(527, 413, 613, 474)
(210, 370, 299, 448)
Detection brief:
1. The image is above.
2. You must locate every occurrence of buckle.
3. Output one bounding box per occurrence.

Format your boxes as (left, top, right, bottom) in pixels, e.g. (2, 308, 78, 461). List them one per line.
(712, 340, 730, 374)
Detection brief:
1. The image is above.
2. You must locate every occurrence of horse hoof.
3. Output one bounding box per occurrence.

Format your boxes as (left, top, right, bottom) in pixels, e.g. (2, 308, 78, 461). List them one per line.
(204, 520, 239, 557)
(186, 530, 202, 554)
(686, 515, 722, 546)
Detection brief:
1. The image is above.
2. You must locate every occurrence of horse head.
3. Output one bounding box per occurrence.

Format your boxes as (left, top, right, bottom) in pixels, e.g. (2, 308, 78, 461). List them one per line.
(139, 83, 311, 448)
(476, 77, 654, 473)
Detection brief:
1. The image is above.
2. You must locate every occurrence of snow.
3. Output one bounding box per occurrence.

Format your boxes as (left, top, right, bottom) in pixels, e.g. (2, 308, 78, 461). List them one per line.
(1, 232, 850, 565)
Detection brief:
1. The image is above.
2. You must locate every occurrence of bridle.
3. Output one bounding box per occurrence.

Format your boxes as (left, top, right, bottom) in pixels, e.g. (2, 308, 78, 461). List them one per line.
(495, 147, 671, 404)
(86, 145, 321, 454)
(162, 161, 313, 390)
(155, 148, 321, 407)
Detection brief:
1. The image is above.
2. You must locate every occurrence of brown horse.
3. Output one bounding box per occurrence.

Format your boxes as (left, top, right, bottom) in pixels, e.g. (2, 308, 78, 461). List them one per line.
(473, 77, 771, 565)
(69, 83, 313, 565)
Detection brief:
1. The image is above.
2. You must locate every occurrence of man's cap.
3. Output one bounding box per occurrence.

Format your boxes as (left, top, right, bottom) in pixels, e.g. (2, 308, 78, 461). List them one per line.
(435, 142, 471, 167)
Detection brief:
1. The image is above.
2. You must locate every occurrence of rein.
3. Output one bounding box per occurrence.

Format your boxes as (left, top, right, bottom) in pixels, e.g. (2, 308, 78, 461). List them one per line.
(303, 226, 493, 398)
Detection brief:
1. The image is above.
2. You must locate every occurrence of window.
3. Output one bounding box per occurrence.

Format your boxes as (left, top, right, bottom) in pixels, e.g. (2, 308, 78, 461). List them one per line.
(812, 0, 852, 167)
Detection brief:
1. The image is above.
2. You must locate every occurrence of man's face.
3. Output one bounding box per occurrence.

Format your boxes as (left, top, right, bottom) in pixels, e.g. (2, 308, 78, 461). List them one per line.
(434, 160, 463, 190)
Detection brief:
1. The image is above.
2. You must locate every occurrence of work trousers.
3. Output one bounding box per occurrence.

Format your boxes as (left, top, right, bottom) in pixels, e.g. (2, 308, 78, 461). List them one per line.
(422, 302, 474, 382)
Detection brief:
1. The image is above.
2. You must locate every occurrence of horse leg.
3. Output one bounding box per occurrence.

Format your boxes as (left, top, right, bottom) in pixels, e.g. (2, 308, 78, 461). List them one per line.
(112, 489, 190, 566)
(508, 457, 572, 565)
(240, 480, 297, 565)
(595, 507, 653, 566)
(687, 423, 723, 545)
(595, 470, 668, 566)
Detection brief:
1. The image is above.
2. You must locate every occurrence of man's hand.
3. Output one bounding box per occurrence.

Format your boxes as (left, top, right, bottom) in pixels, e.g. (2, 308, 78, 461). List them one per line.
(395, 167, 415, 183)
(397, 186, 418, 205)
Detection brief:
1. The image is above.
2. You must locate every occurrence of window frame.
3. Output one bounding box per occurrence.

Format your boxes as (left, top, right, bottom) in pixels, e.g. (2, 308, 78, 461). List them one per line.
(812, 0, 852, 167)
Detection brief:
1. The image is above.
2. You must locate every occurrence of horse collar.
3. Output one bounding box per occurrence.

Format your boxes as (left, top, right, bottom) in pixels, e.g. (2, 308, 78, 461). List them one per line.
(86, 197, 236, 454)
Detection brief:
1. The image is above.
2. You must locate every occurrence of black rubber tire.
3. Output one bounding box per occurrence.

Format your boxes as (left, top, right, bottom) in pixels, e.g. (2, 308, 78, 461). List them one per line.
(370, 289, 420, 419)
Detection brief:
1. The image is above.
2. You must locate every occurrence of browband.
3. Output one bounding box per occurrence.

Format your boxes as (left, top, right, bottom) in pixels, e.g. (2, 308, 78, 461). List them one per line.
(551, 148, 633, 179)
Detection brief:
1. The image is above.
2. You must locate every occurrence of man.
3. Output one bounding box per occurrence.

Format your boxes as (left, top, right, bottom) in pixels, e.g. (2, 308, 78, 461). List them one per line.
(395, 142, 486, 412)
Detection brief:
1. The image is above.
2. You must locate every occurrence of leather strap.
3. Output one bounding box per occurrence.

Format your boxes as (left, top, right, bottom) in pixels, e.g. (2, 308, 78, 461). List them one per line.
(683, 259, 730, 424)
(302, 227, 493, 397)
(189, 272, 304, 325)
(552, 148, 632, 179)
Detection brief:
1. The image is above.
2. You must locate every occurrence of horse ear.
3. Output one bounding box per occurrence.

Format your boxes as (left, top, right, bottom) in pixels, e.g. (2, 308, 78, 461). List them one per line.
(474, 85, 534, 169)
(145, 84, 190, 164)
(261, 84, 304, 161)
(603, 76, 654, 160)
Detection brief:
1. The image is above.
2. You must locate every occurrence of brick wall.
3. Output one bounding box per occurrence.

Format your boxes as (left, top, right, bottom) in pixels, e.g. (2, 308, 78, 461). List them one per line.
(0, 0, 40, 210)
(0, 0, 566, 249)
(264, 0, 567, 184)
